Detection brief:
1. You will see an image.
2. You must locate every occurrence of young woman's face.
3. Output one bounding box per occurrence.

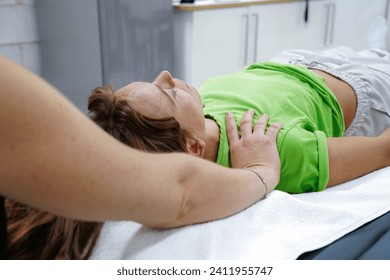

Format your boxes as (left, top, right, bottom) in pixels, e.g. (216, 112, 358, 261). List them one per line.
(116, 71, 206, 136)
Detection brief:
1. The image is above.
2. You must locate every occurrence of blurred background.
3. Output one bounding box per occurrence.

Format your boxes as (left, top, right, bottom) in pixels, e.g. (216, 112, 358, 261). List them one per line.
(1, 0, 389, 113)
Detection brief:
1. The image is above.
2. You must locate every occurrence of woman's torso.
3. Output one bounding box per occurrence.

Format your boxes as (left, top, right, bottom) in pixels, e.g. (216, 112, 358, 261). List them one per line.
(309, 69, 357, 130)
(200, 62, 346, 193)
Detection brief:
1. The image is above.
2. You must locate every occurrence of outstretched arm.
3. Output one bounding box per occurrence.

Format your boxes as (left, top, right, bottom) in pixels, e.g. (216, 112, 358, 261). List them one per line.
(327, 130, 390, 186)
(0, 56, 281, 228)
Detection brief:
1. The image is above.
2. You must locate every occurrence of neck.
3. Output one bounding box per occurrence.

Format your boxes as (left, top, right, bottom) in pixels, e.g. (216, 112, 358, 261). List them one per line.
(202, 118, 220, 162)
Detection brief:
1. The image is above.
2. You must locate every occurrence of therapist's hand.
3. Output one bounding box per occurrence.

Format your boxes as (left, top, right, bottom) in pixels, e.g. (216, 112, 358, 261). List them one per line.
(226, 110, 282, 192)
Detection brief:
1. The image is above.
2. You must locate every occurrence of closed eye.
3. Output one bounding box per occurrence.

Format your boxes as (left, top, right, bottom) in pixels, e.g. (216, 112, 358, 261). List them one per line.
(154, 84, 175, 104)
(168, 88, 177, 96)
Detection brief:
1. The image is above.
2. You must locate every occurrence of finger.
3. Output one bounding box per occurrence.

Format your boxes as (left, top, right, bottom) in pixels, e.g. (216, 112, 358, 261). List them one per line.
(265, 123, 283, 141)
(226, 112, 239, 145)
(253, 113, 269, 136)
(240, 109, 254, 137)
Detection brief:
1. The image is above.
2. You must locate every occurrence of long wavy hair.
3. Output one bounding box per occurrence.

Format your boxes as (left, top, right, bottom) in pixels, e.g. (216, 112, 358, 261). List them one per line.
(6, 85, 190, 259)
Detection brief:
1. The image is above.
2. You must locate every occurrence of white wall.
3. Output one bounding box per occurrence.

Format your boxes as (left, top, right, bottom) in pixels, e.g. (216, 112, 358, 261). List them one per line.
(387, 0, 390, 49)
(0, 0, 40, 74)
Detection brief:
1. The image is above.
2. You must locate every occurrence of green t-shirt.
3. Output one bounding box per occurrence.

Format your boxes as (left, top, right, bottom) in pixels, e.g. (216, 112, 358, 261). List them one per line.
(200, 62, 344, 193)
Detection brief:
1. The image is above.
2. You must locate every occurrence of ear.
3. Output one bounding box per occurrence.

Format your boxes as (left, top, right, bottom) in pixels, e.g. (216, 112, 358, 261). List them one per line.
(186, 137, 206, 158)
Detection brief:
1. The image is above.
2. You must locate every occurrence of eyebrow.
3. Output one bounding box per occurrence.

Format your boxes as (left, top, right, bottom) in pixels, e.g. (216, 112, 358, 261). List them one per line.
(154, 84, 174, 105)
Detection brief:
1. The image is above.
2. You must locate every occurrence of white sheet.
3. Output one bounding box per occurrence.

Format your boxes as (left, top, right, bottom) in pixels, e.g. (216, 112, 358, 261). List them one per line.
(91, 167, 390, 260)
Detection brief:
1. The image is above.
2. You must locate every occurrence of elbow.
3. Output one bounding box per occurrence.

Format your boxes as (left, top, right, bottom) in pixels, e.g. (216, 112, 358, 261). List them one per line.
(147, 156, 202, 229)
(150, 189, 194, 230)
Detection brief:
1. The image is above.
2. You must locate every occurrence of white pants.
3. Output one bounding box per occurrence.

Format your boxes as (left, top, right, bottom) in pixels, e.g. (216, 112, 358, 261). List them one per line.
(271, 46, 390, 137)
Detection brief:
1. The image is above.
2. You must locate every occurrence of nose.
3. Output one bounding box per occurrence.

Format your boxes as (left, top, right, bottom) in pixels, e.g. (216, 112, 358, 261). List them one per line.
(153, 70, 175, 88)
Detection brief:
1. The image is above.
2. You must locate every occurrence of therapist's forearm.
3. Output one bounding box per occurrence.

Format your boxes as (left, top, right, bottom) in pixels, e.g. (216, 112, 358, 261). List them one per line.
(142, 154, 267, 228)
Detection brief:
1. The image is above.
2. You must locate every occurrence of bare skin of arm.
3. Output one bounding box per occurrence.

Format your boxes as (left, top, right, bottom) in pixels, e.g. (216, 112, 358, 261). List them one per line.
(0, 56, 281, 228)
(327, 132, 390, 186)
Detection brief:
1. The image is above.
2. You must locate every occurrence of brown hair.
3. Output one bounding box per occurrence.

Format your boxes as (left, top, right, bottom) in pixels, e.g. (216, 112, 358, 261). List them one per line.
(88, 85, 191, 153)
(6, 85, 190, 259)
(6, 200, 102, 259)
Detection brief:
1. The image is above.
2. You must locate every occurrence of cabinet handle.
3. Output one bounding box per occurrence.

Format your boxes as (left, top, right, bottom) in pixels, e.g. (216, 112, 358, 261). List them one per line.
(324, 4, 331, 47)
(252, 13, 259, 63)
(243, 14, 249, 65)
(324, 3, 336, 47)
(329, 3, 336, 45)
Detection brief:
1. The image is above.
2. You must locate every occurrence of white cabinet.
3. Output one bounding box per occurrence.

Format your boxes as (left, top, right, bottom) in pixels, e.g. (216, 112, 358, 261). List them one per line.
(174, 0, 389, 88)
(174, 6, 249, 87)
(250, 0, 337, 62)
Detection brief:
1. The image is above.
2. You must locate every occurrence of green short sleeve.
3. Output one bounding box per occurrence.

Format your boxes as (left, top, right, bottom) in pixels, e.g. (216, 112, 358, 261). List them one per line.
(276, 123, 329, 193)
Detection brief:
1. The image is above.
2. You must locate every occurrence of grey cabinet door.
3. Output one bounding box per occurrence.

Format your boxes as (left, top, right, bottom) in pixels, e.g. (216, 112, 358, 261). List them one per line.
(98, 0, 175, 89)
(36, 0, 174, 113)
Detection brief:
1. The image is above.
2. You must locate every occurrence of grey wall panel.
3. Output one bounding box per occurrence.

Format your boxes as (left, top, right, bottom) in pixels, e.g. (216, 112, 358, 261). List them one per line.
(35, 0, 103, 113)
(98, 0, 175, 88)
(35, 0, 174, 113)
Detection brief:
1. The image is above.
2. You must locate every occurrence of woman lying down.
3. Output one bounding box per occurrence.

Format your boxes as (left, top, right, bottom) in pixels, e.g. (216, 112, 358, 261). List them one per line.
(6, 46, 390, 259)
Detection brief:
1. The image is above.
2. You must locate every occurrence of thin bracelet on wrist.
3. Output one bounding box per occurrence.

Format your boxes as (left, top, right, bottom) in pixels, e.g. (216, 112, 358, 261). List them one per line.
(247, 169, 269, 199)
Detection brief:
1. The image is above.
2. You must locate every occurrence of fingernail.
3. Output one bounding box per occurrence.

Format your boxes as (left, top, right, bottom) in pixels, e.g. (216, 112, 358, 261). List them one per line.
(262, 113, 268, 117)
(248, 109, 254, 114)
(227, 112, 232, 117)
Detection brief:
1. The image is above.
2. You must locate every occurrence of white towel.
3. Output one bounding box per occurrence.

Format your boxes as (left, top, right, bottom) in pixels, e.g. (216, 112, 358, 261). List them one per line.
(91, 167, 390, 260)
